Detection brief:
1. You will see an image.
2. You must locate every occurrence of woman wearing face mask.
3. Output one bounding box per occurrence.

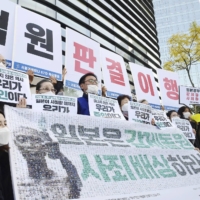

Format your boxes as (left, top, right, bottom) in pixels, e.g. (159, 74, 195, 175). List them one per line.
(36, 79, 57, 95)
(117, 95, 131, 120)
(0, 111, 14, 200)
(178, 106, 197, 146)
(166, 110, 179, 122)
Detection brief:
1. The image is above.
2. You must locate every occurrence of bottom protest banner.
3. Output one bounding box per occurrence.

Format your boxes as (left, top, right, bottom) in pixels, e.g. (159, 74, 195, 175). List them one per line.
(5, 106, 200, 200)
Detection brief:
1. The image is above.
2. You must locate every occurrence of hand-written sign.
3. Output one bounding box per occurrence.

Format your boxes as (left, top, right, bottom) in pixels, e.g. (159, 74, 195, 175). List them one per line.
(129, 101, 152, 125)
(88, 94, 125, 120)
(172, 118, 195, 140)
(5, 106, 200, 200)
(152, 109, 173, 129)
(0, 67, 31, 104)
(32, 94, 77, 114)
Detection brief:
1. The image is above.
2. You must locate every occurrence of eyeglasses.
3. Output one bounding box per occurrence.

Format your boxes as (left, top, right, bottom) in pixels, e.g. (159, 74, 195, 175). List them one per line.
(39, 88, 57, 93)
(84, 79, 99, 85)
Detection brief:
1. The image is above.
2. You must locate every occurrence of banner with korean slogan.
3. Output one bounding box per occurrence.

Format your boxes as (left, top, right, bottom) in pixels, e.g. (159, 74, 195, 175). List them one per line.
(65, 28, 101, 92)
(152, 109, 173, 129)
(100, 48, 131, 98)
(32, 94, 77, 114)
(12, 6, 62, 80)
(5, 105, 200, 200)
(88, 94, 125, 120)
(128, 101, 152, 124)
(157, 69, 180, 111)
(129, 63, 160, 109)
(172, 118, 195, 140)
(0, 0, 16, 68)
(179, 85, 200, 106)
(0, 67, 31, 104)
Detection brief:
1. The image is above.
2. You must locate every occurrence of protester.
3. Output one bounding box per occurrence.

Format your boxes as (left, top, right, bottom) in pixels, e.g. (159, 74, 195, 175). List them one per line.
(102, 85, 107, 97)
(0, 55, 6, 68)
(139, 99, 155, 126)
(36, 79, 57, 95)
(178, 106, 196, 145)
(166, 110, 179, 122)
(78, 73, 99, 115)
(0, 111, 14, 200)
(117, 95, 131, 120)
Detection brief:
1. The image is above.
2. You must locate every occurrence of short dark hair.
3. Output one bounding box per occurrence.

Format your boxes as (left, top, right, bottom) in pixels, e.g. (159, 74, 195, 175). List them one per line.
(78, 73, 97, 86)
(36, 79, 53, 91)
(117, 95, 131, 107)
(178, 106, 192, 119)
(139, 99, 147, 103)
(166, 110, 177, 119)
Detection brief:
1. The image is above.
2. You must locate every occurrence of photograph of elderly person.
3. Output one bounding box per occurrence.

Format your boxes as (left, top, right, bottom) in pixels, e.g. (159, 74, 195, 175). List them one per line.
(14, 125, 82, 199)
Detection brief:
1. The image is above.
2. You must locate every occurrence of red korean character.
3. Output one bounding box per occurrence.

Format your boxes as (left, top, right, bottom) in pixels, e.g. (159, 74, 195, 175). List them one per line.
(106, 58, 125, 86)
(196, 93, 199, 97)
(191, 97, 194, 101)
(73, 42, 96, 74)
(191, 93, 194, 96)
(187, 97, 190, 100)
(196, 97, 199, 101)
(163, 78, 178, 100)
(186, 92, 190, 96)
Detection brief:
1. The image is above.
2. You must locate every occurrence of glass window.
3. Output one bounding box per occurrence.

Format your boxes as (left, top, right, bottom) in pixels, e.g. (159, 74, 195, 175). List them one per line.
(68, 0, 88, 12)
(57, 13, 90, 36)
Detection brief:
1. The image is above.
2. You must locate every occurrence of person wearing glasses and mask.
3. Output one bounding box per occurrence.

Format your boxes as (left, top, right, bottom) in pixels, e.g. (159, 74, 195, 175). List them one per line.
(36, 79, 57, 95)
(0, 54, 6, 68)
(78, 73, 99, 115)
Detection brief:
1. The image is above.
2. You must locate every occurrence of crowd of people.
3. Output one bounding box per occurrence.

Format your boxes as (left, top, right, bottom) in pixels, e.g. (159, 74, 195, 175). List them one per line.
(0, 53, 200, 199)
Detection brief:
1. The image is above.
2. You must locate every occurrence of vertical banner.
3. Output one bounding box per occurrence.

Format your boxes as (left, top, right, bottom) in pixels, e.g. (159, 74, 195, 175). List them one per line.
(100, 48, 131, 98)
(88, 94, 125, 120)
(179, 86, 200, 106)
(129, 63, 160, 109)
(157, 69, 180, 110)
(12, 7, 62, 80)
(129, 101, 152, 125)
(0, 0, 16, 68)
(65, 28, 101, 92)
(0, 67, 31, 104)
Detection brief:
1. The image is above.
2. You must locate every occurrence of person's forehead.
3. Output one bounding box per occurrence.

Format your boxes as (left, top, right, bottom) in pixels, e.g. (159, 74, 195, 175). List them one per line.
(85, 75, 96, 81)
(0, 55, 5, 61)
(122, 97, 129, 101)
(0, 114, 5, 121)
(41, 81, 53, 88)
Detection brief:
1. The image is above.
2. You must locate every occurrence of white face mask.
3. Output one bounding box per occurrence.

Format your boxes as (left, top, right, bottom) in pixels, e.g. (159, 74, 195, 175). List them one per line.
(0, 127, 10, 146)
(57, 91, 63, 96)
(121, 103, 129, 112)
(0, 62, 6, 68)
(44, 91, 55, 95)
(183, 112, 191, 119)
(86, 85, 98, 95)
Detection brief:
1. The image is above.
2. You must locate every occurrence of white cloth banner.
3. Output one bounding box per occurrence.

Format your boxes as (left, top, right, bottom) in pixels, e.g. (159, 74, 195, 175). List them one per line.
(100, 48, 131, 98)
(5, 106, 200, 200)
(157, 69, 180, 110)
(152, 109, 173, 129)
(65, 28, 101, 92)
(172, 118, 195, 140)
(0, 67, 31, 104)
(12, 6, 62, 80)
(128, 101, 152, 125)
(129, 63, 160, 109)
(88, 94, 125, 120)
(179, 85, 200, 106)
(0, 0, 16, 68)
(32, 94, 77, 114)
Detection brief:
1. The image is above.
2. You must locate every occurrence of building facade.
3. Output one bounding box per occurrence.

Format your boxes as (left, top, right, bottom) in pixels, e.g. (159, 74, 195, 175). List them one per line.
(153, 0, 200, 87)
(10, 0, 161, 97)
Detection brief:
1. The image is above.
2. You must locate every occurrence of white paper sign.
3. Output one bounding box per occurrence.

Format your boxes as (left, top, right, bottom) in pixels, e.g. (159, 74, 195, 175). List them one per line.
(12, 7, 62, 80)
(65, 28, 101, 92)
(88, 94, 125, 120)
(100, 48, 131, 98)
(0, 0, 16, 68)
(157, 69, 180, 110)
(179, 85, 200, 106)
(152, 109, 173, 129)
(129, 63, 160, 109)
(129, 101, 152, 125)
(32, 94, 77, 114)
(172, 118, 195, 139)
(0, 67, 31, 104)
